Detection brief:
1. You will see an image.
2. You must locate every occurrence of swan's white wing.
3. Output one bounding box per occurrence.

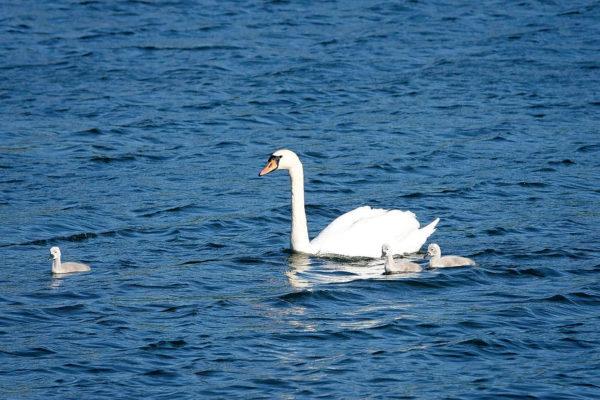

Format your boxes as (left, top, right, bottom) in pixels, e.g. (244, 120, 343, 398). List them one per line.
(311, 206, 384, 239)
(310, 207, 437, 258)
(392, 217, 439, 256)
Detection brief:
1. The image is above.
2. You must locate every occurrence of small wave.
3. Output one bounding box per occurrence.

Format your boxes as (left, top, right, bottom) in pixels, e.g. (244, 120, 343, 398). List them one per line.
(76, 127, 102, 135)
(399, 192, 423, 198)
(517, 181, 548, 188)
(142, 369, 179, 378)
(277, 289, 345, 303)
(43, 304, 86, 315)
(457, 338, 490, 348)
(576, 144, 600, 153)
(139, 203, 196, 217)
(367, 163, 398, 172)
(558, 9, 581, 16)
(79, 30, 135, 41)
(485, 135, 513, 142)
(4, 223, 201, 248)
(534, 167, 556, 172)
(215, 140, 243, 148)
(0, 347, 56, 357)
(519, 248, 586, 260)
(13, 231, 99, 247)
(505, 267, 563, 278)
(63, 363, 117, 374)
(233, 256, 264, 265)
(135, 44, 242, 52)
(389, 277, 452, 289)
(140, 339, 187, 351)
(182, 101, 226, 110)
(472, 248, 503, 256)
(179, 258, 220, 266)
(571, 292, 600, 305)
(123, 283, 188, 290)
(90, 154, 136, 163)
(538, 294, 576, 304)
(194, 369, 219, 377)
(484, 227, 512, 236)
(560, 336, 594, 349)
(548, 159, 575, 165)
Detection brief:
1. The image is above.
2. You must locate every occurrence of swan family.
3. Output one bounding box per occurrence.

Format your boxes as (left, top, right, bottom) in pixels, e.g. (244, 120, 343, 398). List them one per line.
(48, 148, 474, 275)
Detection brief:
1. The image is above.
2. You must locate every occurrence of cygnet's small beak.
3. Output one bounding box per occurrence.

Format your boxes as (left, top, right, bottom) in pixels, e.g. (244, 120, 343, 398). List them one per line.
(259, 158, 278, 177)
(48, 255, 54, 260)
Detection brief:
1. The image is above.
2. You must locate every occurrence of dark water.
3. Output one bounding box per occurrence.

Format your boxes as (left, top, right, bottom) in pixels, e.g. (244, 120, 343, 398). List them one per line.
(2, 0, 600, 398)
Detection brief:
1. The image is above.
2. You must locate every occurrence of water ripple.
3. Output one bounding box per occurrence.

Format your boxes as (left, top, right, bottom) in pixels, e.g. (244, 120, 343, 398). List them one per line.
(1, 0, 599, 398)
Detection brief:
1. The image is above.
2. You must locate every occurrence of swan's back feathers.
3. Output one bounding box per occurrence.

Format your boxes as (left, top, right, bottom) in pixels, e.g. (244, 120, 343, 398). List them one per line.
(430, 255, 475, 268)
(313, 206, 376, 239)
(311, 207, 437, 258)
(55, 262, 91, 274)
(385, 257, 422, 274)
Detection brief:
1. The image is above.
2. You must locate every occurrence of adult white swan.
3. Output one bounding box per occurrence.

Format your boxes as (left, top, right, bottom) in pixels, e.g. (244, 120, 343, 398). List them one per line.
(259, 149, 439, 258)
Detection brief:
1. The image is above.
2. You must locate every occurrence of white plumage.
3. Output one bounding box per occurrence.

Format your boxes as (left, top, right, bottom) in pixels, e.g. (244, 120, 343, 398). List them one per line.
(259, 149, 439, 259)
(311, 206, 439, 258)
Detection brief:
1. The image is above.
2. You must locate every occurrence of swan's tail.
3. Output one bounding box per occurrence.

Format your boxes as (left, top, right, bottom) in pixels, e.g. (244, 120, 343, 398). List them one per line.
(394, 217, 440, 255)
(420, 217, 440, 239)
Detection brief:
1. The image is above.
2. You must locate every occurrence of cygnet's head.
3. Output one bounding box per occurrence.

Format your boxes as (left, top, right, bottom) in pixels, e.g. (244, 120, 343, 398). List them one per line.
(427, 243, 441, 257)
(381, 244, 391, 257)
(50, 246, 61, 260)
(258, 149, 301, 176)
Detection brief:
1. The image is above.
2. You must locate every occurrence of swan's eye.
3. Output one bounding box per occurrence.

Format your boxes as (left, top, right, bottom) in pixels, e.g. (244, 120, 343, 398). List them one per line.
(269, 155, 282, 165)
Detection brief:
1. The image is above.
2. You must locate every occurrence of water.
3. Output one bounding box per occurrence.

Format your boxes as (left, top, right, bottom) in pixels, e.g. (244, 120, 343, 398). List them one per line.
(1, 0, 600, 398)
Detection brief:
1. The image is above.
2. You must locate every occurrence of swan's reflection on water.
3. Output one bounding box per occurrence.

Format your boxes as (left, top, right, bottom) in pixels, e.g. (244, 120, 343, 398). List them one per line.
(50, 276, 65, 289)
(286, 252, 425, 289)
(283, 253, 422, 333)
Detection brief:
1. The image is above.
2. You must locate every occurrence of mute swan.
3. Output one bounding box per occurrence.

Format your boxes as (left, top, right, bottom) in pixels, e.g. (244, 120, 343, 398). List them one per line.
(382, 244, 422, 274)
(427, 243, 475, 268)
(49, 246, 91, 274)
(259, 149, 439, 258)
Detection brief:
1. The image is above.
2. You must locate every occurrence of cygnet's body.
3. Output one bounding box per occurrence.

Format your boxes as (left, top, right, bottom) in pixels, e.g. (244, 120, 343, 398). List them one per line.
(50, 246, 91, 274)
(382, 244, 422, 274)
(427, 243, 475, 268)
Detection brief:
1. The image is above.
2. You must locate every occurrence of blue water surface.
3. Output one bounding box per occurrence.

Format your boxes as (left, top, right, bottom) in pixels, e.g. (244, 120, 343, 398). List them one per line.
(1, 0, 600, 398)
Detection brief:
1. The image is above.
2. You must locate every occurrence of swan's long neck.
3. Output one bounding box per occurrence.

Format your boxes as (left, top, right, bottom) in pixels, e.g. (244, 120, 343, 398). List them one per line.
(288, 163, 312, 253)
(385, 253, 395, 272)
(52, 257, 61, 273)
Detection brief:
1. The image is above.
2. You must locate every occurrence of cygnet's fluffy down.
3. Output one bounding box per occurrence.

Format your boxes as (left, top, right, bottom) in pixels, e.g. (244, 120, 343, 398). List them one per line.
(427, 243, 475, 268)
(50, 246, 91, 274)
(382, 244, 422, 274)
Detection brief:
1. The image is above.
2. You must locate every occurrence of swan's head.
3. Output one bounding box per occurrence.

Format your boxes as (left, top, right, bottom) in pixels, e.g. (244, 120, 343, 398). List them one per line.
(259, 149, 301, 176)
(381, 244, 391, 257)
(49, 246, 61, 260)
(427, 243, 441, 258)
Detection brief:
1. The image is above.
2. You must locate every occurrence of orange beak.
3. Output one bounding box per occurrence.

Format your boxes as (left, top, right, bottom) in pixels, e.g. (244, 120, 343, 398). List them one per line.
(259, 158, 278, 176)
